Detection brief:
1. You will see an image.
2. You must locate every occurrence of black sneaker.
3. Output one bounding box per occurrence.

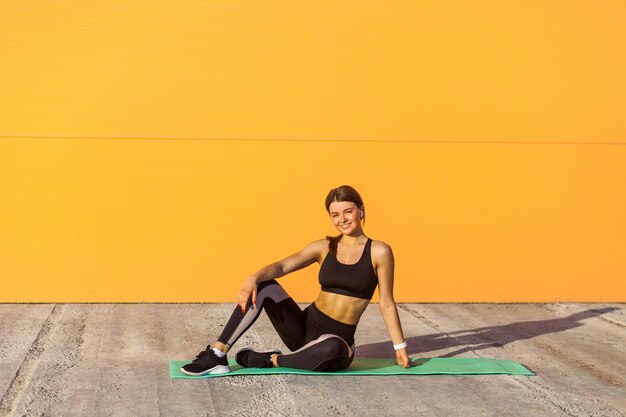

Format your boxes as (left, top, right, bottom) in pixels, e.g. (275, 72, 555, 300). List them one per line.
(235, 348, 282, 368)
(181, 345, 230, 376)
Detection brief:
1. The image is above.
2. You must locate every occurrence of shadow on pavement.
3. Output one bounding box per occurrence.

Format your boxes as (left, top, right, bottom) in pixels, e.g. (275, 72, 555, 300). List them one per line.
(355, 307, 619, 358)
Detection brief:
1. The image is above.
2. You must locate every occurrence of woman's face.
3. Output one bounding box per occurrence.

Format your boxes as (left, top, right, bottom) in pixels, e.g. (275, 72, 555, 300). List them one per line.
(328, 201, 363, 236)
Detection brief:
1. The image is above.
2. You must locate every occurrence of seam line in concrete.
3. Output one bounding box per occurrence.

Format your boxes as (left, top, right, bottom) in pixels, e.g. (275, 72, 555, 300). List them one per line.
(597, 315, 626, 329)
(0, 304, 64, 417)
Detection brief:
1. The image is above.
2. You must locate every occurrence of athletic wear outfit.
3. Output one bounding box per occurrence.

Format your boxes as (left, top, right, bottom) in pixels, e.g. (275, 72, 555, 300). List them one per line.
(182, 238, 378, 374)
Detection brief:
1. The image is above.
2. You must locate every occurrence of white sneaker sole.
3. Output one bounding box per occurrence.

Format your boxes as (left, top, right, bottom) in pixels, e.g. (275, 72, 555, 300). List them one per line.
(180, 364, 230, 376)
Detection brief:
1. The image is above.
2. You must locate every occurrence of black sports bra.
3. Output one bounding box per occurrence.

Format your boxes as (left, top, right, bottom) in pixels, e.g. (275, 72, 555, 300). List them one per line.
(318, 238, 378, 300)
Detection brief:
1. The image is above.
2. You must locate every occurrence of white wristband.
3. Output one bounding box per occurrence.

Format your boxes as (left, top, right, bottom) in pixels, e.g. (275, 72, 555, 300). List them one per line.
(393, 341, 407, 351)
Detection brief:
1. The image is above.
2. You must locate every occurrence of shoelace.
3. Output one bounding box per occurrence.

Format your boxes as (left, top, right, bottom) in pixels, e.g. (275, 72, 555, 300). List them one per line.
(194, 347, 214, 361)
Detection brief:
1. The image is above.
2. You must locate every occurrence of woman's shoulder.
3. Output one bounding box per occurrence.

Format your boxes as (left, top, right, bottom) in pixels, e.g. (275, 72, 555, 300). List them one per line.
(300, 237, 330, 245)
(370, 239, 394, 258)
(302, 238, 330, 253)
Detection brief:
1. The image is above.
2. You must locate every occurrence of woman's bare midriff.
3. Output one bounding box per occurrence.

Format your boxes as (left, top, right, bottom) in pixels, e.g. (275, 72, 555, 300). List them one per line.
(314, 290, 370, 325)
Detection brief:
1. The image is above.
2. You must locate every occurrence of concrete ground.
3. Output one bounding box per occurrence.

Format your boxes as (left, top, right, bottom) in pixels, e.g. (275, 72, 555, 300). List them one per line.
(0, 303, 624, 417)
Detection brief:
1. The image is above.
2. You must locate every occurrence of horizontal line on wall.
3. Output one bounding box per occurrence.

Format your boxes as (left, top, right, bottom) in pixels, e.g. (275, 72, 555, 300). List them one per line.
(1, 135, 625, 146)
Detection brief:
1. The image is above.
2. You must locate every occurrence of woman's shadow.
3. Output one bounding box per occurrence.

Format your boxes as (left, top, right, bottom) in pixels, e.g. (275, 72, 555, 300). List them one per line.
(356, 307, 619, 358)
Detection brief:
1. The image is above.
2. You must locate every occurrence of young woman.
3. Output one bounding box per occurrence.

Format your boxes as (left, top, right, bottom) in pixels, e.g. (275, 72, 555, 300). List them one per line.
(181, 185, 410, 375)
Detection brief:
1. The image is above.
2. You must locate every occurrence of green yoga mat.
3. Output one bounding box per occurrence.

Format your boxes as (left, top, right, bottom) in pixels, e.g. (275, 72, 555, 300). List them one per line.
(170, 357, 533, 378)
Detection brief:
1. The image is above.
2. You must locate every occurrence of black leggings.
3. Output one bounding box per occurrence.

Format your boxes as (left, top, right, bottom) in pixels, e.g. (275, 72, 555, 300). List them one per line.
(217, 280, 356, 372)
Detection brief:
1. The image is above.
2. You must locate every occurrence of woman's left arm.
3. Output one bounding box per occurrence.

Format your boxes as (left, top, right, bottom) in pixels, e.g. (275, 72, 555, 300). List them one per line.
(374, 242, 410, 368)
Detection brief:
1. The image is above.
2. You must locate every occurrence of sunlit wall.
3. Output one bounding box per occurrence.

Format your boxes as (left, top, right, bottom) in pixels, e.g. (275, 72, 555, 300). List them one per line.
(1, 1, 624, 301)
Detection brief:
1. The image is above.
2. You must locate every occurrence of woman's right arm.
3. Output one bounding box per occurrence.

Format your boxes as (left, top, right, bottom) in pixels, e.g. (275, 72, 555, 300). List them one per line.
(238, 239, 326, 312)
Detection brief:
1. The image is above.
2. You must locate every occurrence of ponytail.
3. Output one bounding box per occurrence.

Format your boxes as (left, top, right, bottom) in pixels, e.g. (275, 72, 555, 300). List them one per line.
(325, 234, 343, 256)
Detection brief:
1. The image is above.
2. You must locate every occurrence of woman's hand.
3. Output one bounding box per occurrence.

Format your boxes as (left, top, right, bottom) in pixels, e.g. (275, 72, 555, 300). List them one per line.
(395, 348, 410, 369)
(238, 276, 258, 313)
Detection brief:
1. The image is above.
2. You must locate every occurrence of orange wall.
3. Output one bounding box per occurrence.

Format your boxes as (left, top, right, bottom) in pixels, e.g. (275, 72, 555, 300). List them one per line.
(1, 1, 625, 302)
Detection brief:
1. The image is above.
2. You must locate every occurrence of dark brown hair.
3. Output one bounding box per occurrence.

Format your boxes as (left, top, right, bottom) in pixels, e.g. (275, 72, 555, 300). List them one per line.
(324, 185, 365, 255)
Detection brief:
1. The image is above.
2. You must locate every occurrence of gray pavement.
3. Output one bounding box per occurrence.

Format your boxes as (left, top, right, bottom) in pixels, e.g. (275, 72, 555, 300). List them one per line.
(0, 303, 624, 417)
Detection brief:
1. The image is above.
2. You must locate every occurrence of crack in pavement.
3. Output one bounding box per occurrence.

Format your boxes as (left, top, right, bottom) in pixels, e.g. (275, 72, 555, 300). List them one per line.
(0, 304, 64, 417)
